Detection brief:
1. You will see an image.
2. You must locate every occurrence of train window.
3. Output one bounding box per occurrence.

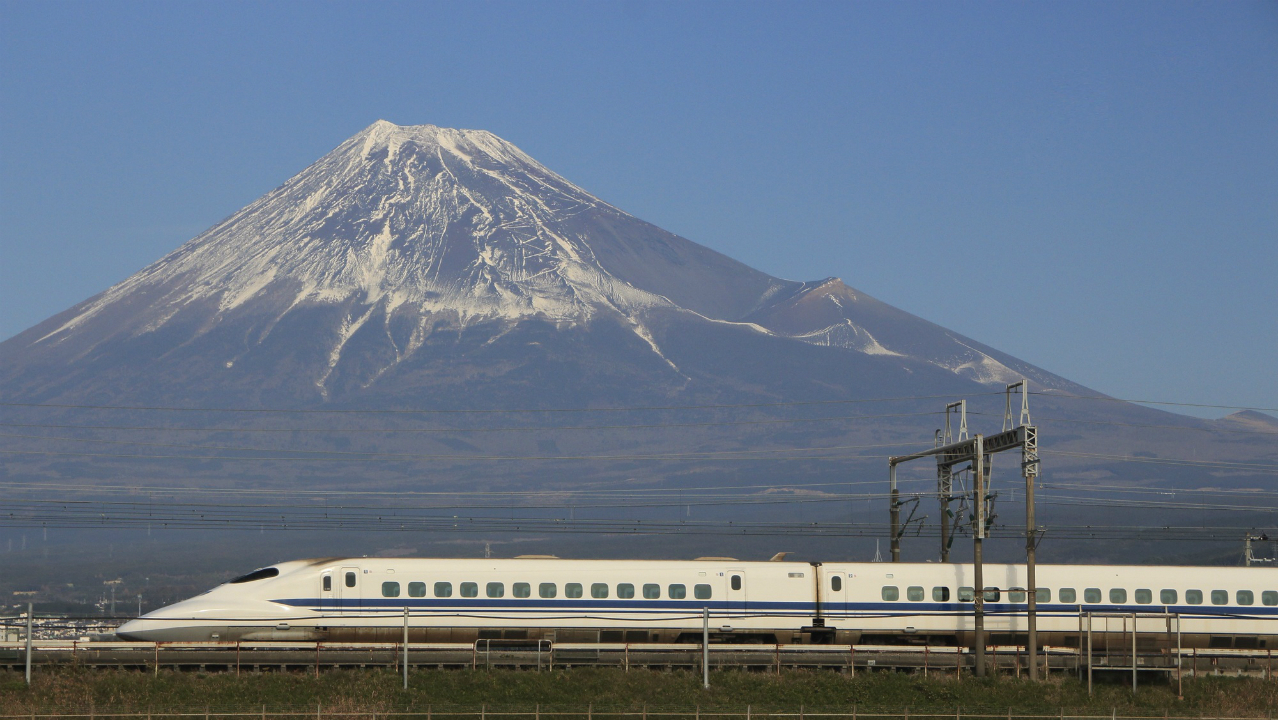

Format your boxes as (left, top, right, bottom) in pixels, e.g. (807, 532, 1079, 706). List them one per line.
(1135, 589, 1151, 604)
(591, 583, 609, 599)
(1185, 590, 1202, 605)
(435, 582, 453, 598)
(907, 586, 924, 602)
(1110, 589, 1127, 603)
(617, 583, 635, 599)
(461, 582, 478, 598)
(1237, 591, 1254, 606)
(345, 572, 357, 588)
(382, 582, 400, 598)
(1262, 591, 1277, 606)
(513, 583, 531, 599)
(730, 575, 742, 591)
(231, 567, 280, 584)
(1059, 588, 1076, 603)
(322, 576, 331, 592)
(539, 583, 557, 599)
(565, 583, 583, 599)
(487, 582, 504, 598)
(643, 584, 661, 599)
(694, 584, 712, 600)
(1160, 589, 1177, 604)
(408, 582, 426, 598)
(669, 584, 686, 599)
(882, 586, 899, 601)
(933, 587, 950, 602)
(1210, 590, 1227, 606)
(1036, 588, 1050, 603)
(958, 587, 974, 602)
(983, 587, 999, 602)
(831, 576, 842, 592)
(1008, 587, 1026, 603)
(1084, 588, 1101, 603)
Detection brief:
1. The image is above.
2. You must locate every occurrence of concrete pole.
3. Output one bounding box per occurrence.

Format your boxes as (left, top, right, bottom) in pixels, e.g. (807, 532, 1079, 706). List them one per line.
(702, 607, 710, 689)
(25, 603, 33, 685)
(972, 436, 986, 678)
(1026, 464, 1038, 681)
(403, 606, 409, 690)
(889, 463, 900, 562)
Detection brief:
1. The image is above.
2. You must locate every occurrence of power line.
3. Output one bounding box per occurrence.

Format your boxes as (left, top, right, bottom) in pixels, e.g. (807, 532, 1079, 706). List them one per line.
(1039, 449, 1277, 470)
(0, 410, 941, 434)
(967, 411, 1276, 435)
(0, 392, 1002, 416)
(1028, 391, 1277, 413)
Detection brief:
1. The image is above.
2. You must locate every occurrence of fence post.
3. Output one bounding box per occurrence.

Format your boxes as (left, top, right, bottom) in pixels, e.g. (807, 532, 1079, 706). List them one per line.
(403, 606, 410, 691)
(702, 607, 711, 689)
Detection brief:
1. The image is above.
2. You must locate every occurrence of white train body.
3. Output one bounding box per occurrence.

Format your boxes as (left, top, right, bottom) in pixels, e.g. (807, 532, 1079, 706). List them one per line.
(118, 557, 1277, 650)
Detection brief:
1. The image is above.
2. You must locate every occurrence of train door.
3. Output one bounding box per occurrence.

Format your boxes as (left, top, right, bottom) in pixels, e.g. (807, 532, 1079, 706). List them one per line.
(339, 566, 360, 613)
(320, 570, 335, 612)
(726, 569, 747, 617)
(825, 570, 848, 623)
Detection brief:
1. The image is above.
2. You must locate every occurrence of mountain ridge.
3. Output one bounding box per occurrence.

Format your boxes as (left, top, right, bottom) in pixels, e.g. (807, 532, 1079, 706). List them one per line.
(0, 122, 1173, 409)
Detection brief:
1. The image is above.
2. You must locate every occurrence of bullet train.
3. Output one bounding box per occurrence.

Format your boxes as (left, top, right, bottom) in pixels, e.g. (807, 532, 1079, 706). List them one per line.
(117, 557, 1277, 649)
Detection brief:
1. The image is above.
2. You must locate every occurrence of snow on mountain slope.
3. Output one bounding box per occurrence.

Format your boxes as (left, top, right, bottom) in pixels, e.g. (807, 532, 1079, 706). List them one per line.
(743, 278, 1087, 392)
(3, 121, 1092, 406)
(21, 121, 791, 396)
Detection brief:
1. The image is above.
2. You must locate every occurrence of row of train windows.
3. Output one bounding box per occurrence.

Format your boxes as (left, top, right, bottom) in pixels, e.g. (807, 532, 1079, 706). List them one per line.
(874, 584, 1278, 607)
(379, 581, 715, 600)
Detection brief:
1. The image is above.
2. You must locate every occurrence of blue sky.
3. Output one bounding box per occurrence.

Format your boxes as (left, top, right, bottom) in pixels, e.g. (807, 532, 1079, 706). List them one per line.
(0, 1, 1274, 417)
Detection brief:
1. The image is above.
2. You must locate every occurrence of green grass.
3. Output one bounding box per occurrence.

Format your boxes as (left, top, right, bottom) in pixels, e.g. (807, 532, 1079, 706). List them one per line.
(0, 668, 1274, 717)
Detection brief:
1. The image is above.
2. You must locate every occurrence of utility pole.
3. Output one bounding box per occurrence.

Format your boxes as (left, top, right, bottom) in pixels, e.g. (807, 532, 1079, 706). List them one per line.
(1006, 380, 1040, 681)
(1244, 534, 1274, 565)
(972, 435, 986, 678)
(889, 464, 900, 562)
(25, 603, 33, 685)
(939, 401, 966, 563)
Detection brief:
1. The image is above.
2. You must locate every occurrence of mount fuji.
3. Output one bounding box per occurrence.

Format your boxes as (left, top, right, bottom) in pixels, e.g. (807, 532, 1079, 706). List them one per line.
(2, 121, 1084, 408)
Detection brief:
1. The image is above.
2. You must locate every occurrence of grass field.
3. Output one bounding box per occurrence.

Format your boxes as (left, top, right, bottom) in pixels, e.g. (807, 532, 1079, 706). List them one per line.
(1, 668, 1275, 717)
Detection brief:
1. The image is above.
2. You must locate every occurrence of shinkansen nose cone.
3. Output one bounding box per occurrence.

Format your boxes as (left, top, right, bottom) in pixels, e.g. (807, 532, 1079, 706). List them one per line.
(117, 565, 304, 642)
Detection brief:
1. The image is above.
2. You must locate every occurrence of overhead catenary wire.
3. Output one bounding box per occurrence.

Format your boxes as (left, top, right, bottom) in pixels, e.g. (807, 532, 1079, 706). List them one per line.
(0, 410, 944, 434)
(3, 390, 1273, 415)
(0, 392, 1004, 415)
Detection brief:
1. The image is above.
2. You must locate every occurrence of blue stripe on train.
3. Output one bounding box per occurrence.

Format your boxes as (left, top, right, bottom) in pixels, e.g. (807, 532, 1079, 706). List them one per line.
(272, 597, 1276, 620)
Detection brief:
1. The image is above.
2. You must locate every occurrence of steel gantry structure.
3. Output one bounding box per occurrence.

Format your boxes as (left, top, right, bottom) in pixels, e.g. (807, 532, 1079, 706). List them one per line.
(887, 382, 1039, 679)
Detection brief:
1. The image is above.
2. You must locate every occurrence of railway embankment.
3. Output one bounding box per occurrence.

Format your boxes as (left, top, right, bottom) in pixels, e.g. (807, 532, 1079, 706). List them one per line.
(0, 668, 1274, 717)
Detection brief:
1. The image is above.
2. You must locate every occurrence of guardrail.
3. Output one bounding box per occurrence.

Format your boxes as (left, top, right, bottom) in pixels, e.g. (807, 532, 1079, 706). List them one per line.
(1, 640, 1273, 679)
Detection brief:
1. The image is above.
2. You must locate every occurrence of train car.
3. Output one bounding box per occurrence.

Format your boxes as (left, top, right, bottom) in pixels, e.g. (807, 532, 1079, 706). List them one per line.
(116, 556, 1277, 649)
(820, 562, 1276, 650)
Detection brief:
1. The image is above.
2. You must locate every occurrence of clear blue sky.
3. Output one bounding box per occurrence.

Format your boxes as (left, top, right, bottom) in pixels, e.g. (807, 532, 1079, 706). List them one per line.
(1, 1, 1274, 417)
